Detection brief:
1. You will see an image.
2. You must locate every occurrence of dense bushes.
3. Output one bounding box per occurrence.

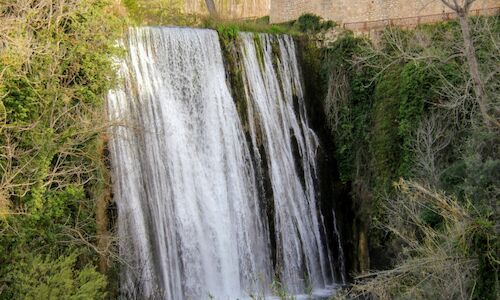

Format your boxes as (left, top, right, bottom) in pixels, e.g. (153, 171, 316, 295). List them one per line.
(0, 0, 123, 298)
(8, 253, 107, 300)
(294, 13, 336, 33)
(321, 35, 374, 184)
(321, 17, 498, 299)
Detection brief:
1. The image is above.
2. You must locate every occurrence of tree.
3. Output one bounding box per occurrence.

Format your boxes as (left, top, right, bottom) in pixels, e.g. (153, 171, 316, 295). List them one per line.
(205, 0, 218, 18)
(440, 0, 497, 129)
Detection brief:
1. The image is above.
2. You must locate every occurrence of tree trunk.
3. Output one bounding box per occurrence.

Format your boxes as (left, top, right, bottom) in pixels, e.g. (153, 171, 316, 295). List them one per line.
(358, 223, 370, 274)
(96, 186, 111, 273)
(205, 0, 218, 18)
(441, 0, 495, 128)
(96, 134, 111, 274)
(458, 15, 493, 128)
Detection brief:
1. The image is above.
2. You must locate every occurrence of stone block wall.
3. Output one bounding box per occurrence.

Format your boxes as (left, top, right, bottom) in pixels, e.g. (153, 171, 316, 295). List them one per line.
(270, 0, 498, 25)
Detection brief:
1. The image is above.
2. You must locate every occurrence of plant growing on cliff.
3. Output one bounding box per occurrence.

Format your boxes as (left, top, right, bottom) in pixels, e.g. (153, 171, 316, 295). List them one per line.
(320, 12, 498, 284)
(320, 13, 499, 299)
(294, 13, 336, 33)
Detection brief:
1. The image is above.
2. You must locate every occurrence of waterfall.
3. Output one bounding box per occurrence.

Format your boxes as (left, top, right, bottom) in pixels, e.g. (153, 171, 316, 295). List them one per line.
(108, 27, 337, 299)
(239, 33, 331, 292)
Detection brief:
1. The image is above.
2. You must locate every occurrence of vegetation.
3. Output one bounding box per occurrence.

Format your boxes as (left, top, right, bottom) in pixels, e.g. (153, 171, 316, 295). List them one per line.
(0, 0, 123, 298)
(319, 16, 499, 299)
(295, 13, 336, 33)
(204, 13, 336, 35)
(350, 179, 497, 300)
(204, 17, 296, 35)
(123, 0, 336, 35)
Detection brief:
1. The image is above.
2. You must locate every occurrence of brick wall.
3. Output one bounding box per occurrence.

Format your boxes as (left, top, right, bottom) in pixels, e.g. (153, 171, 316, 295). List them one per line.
(270, 0, 498, 24)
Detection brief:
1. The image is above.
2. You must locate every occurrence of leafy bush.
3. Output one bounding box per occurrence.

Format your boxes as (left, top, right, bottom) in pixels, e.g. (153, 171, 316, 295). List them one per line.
(0, 0, 122, 298)
(398, 62, 433, 178)
(295, 13, 336, 33)
(321, 34, 374, 184)
(217, 24, 240, 40)
(7, 253, 107, 300)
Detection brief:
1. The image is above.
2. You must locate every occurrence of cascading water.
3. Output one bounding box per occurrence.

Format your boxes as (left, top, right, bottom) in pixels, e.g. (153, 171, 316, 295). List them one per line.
(239, 33, 332, 292)
(108, 27, 339, 299)
(108, 27, 271, 299)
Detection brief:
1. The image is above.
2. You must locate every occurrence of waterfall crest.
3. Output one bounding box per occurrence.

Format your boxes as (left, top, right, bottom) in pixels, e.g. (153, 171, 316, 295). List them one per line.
(108, 27, 336, 299)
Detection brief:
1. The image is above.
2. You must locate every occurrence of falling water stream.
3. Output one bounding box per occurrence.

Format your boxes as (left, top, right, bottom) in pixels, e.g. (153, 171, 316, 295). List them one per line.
(239, 33, 331, 292)
(108, 27, 341, 299)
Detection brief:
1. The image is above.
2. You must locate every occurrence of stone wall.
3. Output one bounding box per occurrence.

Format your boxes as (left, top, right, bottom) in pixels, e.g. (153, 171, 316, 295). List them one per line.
(270, 0, 498, 24)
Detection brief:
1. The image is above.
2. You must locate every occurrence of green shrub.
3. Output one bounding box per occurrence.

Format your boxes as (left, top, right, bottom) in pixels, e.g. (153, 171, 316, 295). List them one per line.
(371, 68, 402, 195)
(321, 34, 374, 183)
(217, 24, 240, 40)
(0, 0, 122, 297)
(295, 13, 335, 33)
(8, 254, 107, 300)
(398, 62, 433, 177)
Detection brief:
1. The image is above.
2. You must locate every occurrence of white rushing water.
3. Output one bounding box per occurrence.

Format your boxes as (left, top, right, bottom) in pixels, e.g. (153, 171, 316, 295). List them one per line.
(108, 27, 336, 299)
(239, 33, 332, 292)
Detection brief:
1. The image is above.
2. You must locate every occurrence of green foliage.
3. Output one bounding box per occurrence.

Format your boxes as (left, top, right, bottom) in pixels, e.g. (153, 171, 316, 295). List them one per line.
(321, 16, 499, 299)
(7, 253, 107, 300)
(322, 17, 497, 200)
(217, 24, 240, 40)
(294, 13, 336, 33)
(321, 34, 374, 184)
(440, 131, 500, 213)
(398, 62, 432, 177)
(371, 68, 402, 195)
(1, 78, 38, 123)
(122, 0, 140, 18)
(0, 0, 123, 298)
